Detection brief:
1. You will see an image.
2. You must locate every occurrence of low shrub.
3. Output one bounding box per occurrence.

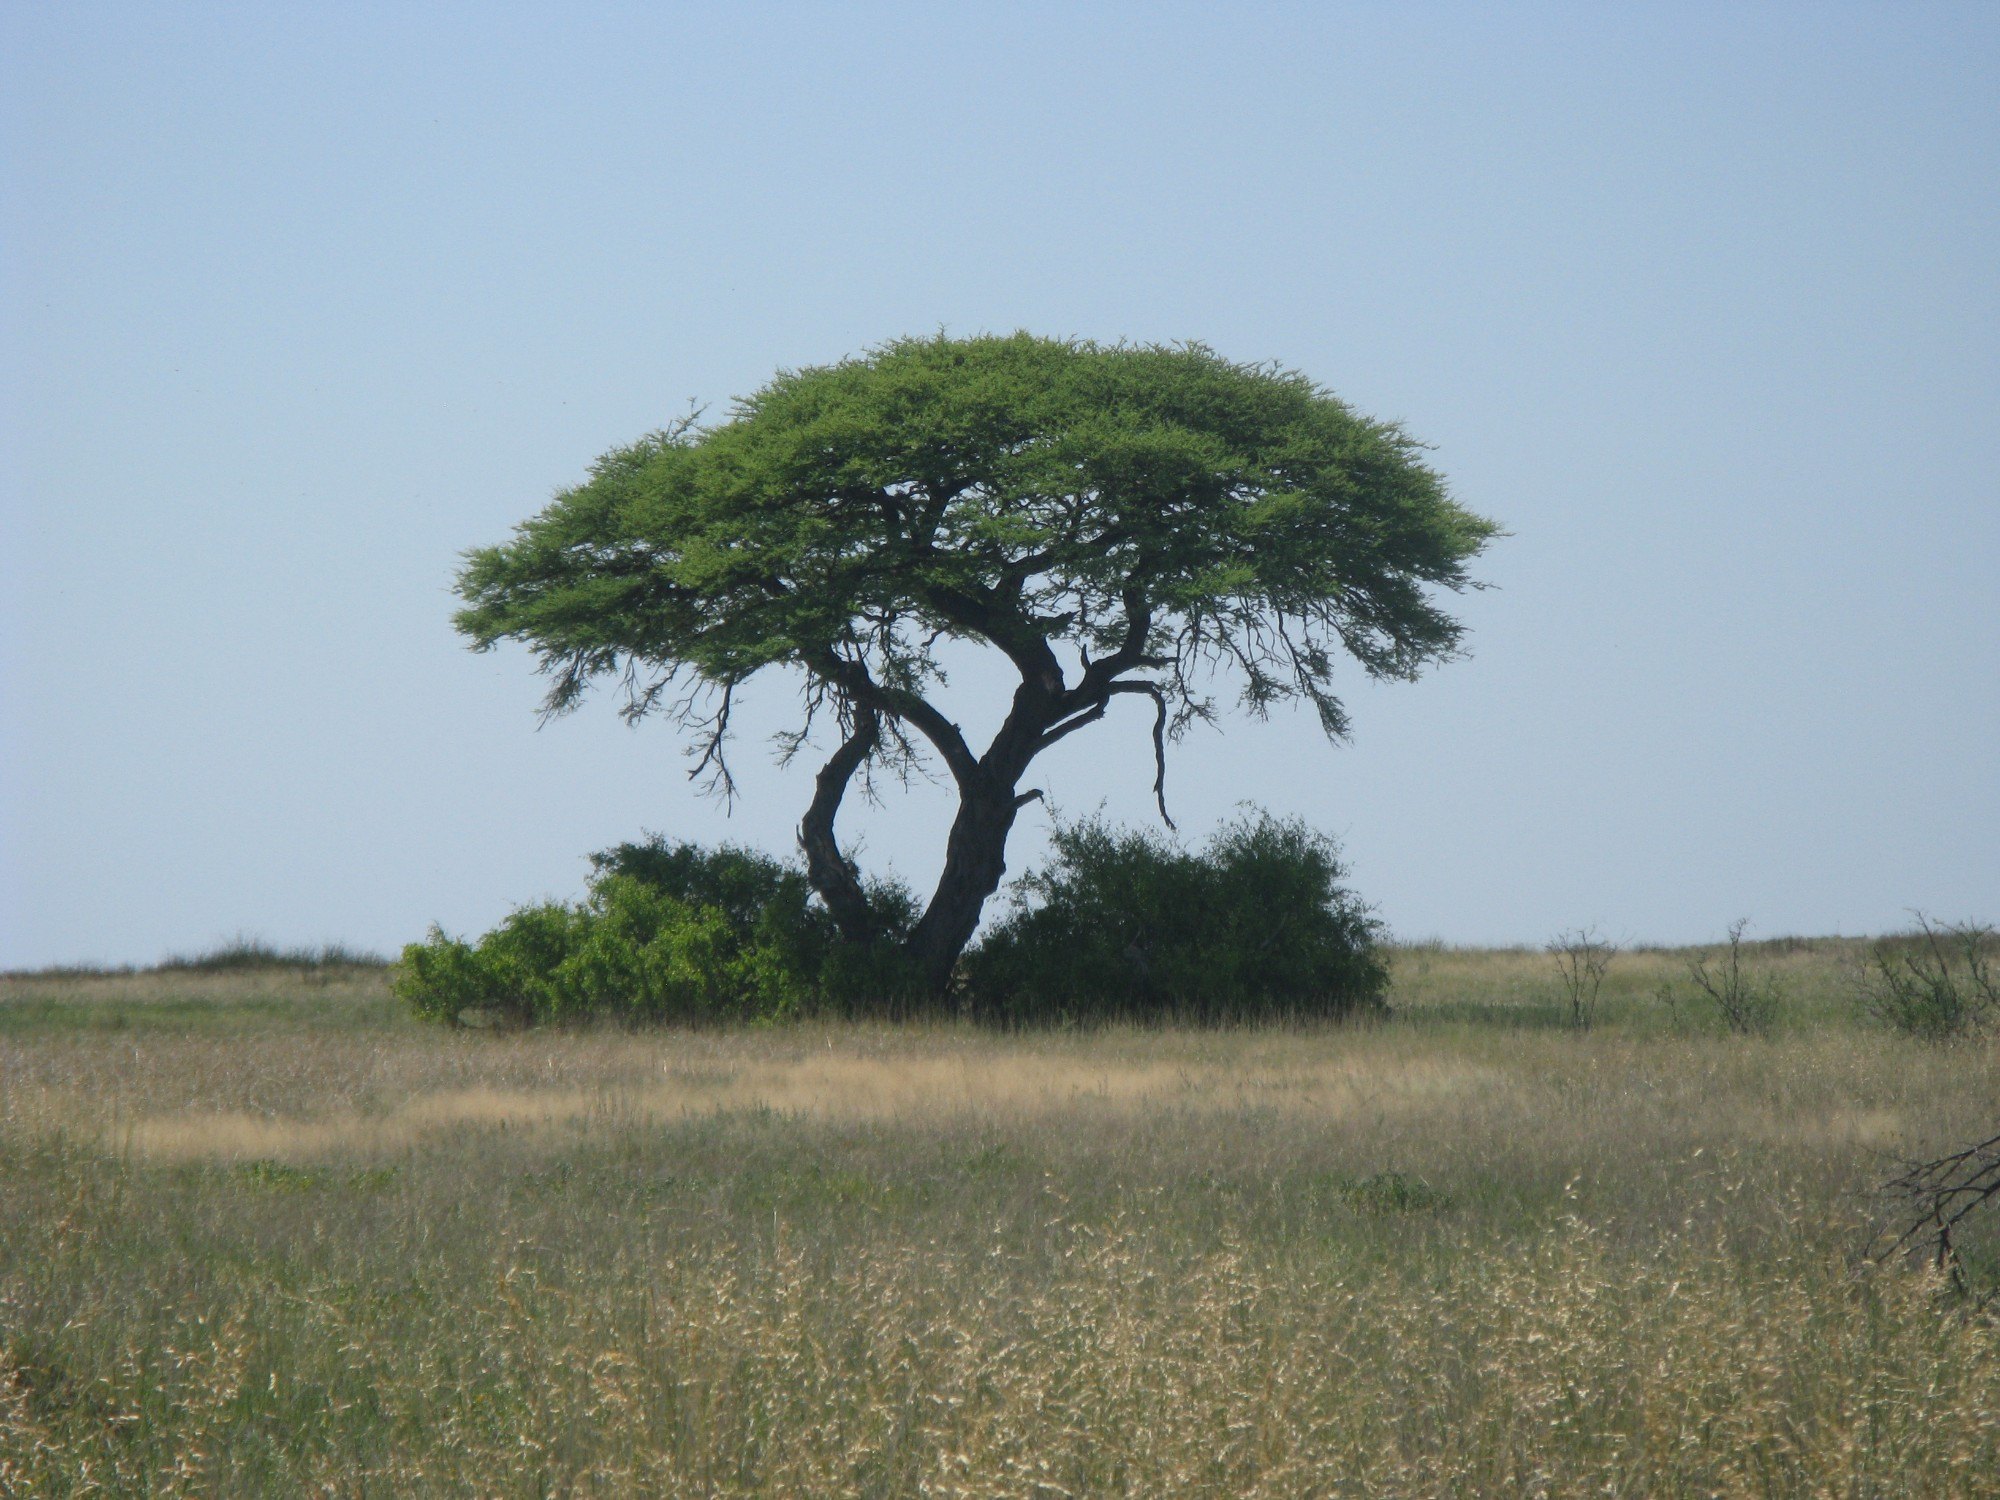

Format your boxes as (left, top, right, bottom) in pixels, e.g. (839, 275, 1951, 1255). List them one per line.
(964, 811, 1387, 1023)
(1857, 914, 1998, 1043)
(395, 837, 917, 1026)
(1547, 926, 1617, 1033)
(1685, 920, 1783, 1035)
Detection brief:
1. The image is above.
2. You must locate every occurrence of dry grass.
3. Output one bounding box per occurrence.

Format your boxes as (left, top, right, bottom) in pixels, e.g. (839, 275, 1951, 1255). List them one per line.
(3, 945, 1998, 1495)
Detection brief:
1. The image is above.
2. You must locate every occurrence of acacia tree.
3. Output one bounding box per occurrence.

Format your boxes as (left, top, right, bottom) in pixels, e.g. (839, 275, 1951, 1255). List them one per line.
(456, 333, 1497, 994)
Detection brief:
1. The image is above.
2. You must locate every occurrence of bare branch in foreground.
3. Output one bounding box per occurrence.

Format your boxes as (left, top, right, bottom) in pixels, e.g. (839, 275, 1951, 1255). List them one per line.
(1878, 1130, 2000, 1301)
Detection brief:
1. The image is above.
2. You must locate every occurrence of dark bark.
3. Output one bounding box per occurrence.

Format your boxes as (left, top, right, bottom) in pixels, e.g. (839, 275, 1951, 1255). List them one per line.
(904, 773, 1032, 995)
(808, 630, 1168, 997)
(902, 681, 1066, 995)
(1879, 1128, 2000, 1300)
(797, 706, 881, 942)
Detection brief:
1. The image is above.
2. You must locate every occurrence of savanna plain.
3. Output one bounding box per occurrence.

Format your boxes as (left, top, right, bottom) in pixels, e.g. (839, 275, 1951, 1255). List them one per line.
(3, 941, 1997, 1497)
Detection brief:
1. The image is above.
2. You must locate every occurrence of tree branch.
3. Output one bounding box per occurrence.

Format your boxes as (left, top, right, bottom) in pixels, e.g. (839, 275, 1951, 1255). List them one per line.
(806, 648, 980, 788)
(1037, 695, 1112, 751)
(919, 580, 1068, 693)
(1117, 680, 1177, 830)
(1880, 1129, 2000, 1297)
(1031, 681, 1175, 828)
(681, 679, 738, 806)
(797, 704, 882, 942)
(1076, 596, 1160, 698)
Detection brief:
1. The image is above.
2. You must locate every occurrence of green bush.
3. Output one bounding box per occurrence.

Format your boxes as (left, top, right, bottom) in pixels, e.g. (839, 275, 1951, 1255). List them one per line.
(396, 838, 918, 1026)
(1858, 915, 1998, 1043)
(965, 812, 1387, 1023)
(400, 819, 1387, 1029)
(395, 928, 495, 1025)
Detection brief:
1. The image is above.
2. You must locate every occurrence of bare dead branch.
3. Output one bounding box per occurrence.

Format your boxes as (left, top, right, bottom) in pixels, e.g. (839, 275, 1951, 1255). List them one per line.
(1108, 681, 1176, 829)
(1547, 926, 1616, 1033)
(1878, 1130, 2000, 1299)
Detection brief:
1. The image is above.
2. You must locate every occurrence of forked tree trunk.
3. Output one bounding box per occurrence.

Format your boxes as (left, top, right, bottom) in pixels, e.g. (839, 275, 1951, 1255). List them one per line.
(797, 678, 1064, 1000)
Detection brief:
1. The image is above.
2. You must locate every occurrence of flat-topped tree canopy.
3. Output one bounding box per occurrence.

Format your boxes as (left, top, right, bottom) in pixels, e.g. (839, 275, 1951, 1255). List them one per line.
(456, 332, 1498, 993)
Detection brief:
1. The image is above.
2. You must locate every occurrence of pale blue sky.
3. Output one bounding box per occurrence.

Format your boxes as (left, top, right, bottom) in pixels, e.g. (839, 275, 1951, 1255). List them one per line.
(3, 3, 1995, 968)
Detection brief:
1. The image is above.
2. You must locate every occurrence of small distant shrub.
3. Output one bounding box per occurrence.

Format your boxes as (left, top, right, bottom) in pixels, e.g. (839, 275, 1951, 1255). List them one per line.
(1686, 919, 1782, 1035)
(160, 938, 386, 972)
(965, 812, 1387, 1023)
(1857, 914, 1998, 1043)
(396, 837, 918, 1027)
(1547, 926, 1616, 1032)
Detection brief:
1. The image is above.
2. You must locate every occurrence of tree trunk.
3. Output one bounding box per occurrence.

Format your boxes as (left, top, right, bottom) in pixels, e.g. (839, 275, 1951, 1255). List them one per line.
(901, 681, 1062, 995)
(904, 772, 1026, 996)
(797, 708, 880, 943)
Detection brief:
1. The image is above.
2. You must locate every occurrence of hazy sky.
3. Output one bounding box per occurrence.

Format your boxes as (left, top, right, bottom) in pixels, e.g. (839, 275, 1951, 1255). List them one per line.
(4, 3, 1995, 969)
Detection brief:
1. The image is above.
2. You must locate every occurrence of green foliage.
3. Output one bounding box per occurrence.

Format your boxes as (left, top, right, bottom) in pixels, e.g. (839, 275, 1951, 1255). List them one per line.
(1858, 915, 1998, 1043)
(966, 812, 1387, 1023)
(393, 929, 492, 1025)
(395, 838, 918, 1027)
(454, 333, 1496, 743)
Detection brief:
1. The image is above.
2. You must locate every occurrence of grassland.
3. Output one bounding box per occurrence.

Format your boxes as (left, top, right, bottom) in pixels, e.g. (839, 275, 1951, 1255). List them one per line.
(3, 941, 1997, 1496)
